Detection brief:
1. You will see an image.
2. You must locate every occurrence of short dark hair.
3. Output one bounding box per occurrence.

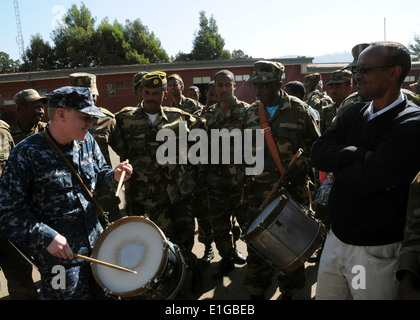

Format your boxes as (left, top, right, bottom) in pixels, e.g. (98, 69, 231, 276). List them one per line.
(214, 70, 235, 83)
(371, 41, 411, 86)
(284, 81, 306, 100)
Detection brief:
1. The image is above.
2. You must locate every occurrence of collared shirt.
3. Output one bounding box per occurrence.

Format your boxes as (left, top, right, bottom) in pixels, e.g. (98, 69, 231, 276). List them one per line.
(367, 92, 405, 121)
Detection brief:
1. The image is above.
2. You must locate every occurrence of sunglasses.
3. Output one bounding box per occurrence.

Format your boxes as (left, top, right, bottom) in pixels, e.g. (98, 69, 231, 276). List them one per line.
(352, 65, 395, 75)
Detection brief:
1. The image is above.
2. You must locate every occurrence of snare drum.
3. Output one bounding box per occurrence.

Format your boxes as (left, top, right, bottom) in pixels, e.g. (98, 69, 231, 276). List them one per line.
(91, 216, 186, 300)
(242, 193, 326, 274)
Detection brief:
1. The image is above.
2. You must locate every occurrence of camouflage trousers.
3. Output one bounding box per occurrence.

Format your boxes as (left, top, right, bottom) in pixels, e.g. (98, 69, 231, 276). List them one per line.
(38, 262, 105, 300)
(129, 197, 197, 270)
(208, 187, 247, 260)
(189, 187, 214, 246)
(0, 233, 39, 300)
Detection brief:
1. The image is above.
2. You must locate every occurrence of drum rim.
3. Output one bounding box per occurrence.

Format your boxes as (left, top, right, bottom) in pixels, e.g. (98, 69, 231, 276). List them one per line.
(242, 194, 288, 241)
(91, 216, 169, 297)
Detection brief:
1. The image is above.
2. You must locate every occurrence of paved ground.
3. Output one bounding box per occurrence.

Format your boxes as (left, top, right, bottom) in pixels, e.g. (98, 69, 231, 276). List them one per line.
(0, 147, 319, 301)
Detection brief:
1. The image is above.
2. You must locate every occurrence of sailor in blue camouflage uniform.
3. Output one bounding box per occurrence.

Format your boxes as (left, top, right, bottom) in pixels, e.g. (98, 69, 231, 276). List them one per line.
(0, 87, 132, 300)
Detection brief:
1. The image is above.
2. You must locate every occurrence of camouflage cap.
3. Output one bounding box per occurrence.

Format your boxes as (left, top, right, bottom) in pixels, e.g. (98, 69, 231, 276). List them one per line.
(69, 73, 99, 96)
(304, 73, 322, 87)
(327, 69, 353, 86)
(347, 43, 370, 68)
(410, 77, 420, 90)
(14, 89, 47, 105)
(141, 71, 167, 88)
(48, 87, 106, 118)
(247, 61, 285, 83)
(167, 74, 184, 85)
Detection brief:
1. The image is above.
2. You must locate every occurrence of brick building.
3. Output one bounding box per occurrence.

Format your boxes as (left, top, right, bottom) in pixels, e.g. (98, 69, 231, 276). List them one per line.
(1, 58, 419, 126)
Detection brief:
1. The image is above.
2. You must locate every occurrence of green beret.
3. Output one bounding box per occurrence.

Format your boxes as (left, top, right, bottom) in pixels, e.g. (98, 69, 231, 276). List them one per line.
(141, 71, 167, 88)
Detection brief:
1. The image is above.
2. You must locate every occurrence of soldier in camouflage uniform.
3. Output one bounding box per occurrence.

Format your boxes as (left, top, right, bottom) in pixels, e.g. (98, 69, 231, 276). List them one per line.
(0, 120, 39, 299)
(69, 73, 121, 224)
(200, 70, 249, 279)
(304, 73, 333, 121)
(397, 171, 420, 299)
(167, 74, 204, 116)
(320, 69, 353, 133)
(11, 89, 48, 145)
(242, 61, 320, 300)
(0, 87, 132, 300)
(108, 72, 205, 293)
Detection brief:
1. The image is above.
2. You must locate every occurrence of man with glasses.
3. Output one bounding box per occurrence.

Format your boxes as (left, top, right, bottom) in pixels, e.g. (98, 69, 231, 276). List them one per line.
(312, 41, 420, 300)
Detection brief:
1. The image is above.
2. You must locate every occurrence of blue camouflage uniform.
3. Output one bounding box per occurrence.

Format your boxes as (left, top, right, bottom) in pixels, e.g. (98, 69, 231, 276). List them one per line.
(0, 87, 117, 300)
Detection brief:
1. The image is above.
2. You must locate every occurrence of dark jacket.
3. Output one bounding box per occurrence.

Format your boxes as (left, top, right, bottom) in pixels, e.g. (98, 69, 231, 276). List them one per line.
(312, 99, 420, 246)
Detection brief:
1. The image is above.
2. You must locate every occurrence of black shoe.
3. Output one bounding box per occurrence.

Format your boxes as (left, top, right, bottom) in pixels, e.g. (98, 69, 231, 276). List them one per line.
(250, 294, 266, 300)
(201, 244, 215, 264)
(233, 249, 247, 265)
(191, 261, 205, 293)
(212, 258, 235, 279)
(281, 293, 293, 300)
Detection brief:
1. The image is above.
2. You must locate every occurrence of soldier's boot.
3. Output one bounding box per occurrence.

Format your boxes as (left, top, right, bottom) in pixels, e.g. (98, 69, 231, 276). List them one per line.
(212, 257, 235, 280)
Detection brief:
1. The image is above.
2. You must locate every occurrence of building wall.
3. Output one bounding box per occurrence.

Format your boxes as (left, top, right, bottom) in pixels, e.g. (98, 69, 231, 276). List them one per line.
(1, 59, 419, 126)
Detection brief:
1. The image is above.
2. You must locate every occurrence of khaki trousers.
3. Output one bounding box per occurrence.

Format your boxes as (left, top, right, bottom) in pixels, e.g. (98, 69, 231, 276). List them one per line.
(316, 230, 401, 300)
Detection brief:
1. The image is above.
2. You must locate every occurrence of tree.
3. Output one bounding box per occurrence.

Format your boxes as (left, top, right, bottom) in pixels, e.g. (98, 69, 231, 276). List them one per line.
(123, 19, 169, 63)
(20, 34, 56, 71)
(409, 35, 420, 61)
(231, 49, 252, 60)
(0, 52, 20, 73)
(190, 11, 231, 61)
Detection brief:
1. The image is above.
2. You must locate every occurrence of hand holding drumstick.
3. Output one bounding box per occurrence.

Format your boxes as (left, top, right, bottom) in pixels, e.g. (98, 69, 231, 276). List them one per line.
(114, 160, 132, 196)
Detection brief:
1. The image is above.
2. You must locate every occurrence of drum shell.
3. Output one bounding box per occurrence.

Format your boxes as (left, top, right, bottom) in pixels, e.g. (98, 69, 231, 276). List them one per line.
(91, 216, 185, 300)
(242, 194, 326, 274)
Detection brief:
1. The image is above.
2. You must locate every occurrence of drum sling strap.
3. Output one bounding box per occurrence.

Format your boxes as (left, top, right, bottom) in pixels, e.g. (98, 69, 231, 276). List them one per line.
(258, 101, 285, 175)
(42, 131, 109, 223)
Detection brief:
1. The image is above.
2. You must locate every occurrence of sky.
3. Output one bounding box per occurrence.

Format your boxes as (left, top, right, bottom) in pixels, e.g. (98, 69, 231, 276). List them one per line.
(1, 0, 420, 63)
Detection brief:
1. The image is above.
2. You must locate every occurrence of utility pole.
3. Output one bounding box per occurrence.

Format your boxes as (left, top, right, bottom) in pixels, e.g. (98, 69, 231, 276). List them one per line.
(384, 17, 387, 41)
(14, 0, 25, 60)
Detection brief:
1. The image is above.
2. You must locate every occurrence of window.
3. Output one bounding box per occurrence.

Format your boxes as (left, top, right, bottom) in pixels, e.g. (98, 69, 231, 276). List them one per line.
(405, 75, 415, 83)
(193, 76, 212, 84)
(107, 83, 117, 97)
(235, 75, 250, 82)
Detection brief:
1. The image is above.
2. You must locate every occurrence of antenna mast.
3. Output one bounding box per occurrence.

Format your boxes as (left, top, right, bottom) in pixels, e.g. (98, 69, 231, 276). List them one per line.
(14, 0, 25, 60)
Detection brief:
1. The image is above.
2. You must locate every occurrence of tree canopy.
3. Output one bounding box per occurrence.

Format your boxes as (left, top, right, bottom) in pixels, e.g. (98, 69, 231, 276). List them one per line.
(2, 4, 251, 73)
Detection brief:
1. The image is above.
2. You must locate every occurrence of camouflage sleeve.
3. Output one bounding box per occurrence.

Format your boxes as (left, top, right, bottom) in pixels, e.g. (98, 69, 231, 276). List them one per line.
(0, 146, 59, 249)
(397, 172, 420, 280)
(0, 126, 14, 175)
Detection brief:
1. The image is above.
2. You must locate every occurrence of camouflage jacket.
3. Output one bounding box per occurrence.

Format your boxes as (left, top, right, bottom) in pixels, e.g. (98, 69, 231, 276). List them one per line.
(0, 120, 14, 175)
(200, 97, 250, 191)
(88, 107, 116, 165)
(109, 104, 206, 207)
(170, 95, 204, 116)
(306, 89, 333, 113)
(0, 128, 116, 267)
(10, 120, 47, 145)
(320, 102, 338, 133)
(397, 171, 420, 280)
(333, 92, 364, 124)
(243, 92, 321, 206)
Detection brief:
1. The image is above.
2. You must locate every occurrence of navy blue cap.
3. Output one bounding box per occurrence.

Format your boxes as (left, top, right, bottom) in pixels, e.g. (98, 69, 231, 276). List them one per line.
(48, 87, 106, 118)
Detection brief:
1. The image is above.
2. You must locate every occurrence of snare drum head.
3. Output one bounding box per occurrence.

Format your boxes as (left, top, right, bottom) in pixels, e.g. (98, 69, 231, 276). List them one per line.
(92, 216, 166, 296)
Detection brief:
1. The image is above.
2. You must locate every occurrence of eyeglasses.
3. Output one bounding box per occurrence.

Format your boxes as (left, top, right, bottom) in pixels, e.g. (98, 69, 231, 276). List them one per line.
(352, 65, 395, 75)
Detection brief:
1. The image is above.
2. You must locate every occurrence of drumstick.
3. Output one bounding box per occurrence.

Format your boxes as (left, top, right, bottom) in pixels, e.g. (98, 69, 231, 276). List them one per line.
(260, 149, 304, 210)
(115, 159, 130, 197)
(74, 254, 137, 274)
